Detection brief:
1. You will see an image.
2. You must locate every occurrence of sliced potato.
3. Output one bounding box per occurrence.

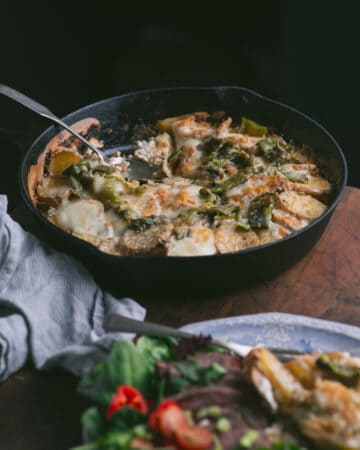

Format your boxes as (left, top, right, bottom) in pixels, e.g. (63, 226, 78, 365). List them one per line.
(290, 176, 331, 196)
(272, 208, 308, 231)
(54, 199, 106, 237)
(214, 220, 259, 254)
(98, 238, 121, 255)
(157, 115, 188, 132)
(278, 191, 327, 220)
(48, 150, 83, 175)
(37, 176, 71, 199)
(256, 221, 290, 245)
(120, 223, 173, 254)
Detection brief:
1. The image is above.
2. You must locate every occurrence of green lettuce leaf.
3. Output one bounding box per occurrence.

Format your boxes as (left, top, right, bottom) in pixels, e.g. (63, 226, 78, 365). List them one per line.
(78, 337, 175, 405)
(78, 340, 151, 404)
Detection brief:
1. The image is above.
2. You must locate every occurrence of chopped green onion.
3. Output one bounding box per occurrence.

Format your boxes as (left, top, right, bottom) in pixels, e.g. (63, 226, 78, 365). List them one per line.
(239, 429, 259, 448)
(215, 417, 231, 433)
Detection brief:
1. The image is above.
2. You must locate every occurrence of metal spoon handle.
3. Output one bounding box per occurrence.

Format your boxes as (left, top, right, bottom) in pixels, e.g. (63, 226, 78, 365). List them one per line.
(103, 313, 193, 339)
(0, 83, 104, 160)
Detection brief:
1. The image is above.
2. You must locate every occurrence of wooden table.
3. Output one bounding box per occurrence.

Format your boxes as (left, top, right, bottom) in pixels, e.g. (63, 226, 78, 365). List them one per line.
(1, 186, 359, 450)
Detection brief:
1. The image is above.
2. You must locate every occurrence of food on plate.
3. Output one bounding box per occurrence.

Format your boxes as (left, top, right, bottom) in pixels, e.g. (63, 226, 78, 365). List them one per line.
(30, 112, 332, 256)
(72, 336, 360, 450)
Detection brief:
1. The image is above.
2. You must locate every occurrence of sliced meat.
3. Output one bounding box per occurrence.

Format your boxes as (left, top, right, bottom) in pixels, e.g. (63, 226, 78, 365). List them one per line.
(156, 353, 245, 389)
(172, 386, 273, 449)
(217, 421, 273, 450)
(192, 352, 243, 371)
(172, 386, 245, 410)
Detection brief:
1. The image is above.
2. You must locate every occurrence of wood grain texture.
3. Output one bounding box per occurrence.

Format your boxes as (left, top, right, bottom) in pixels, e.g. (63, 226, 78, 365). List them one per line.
(141, 187, 360, 327)
(0, 186, 359, 450)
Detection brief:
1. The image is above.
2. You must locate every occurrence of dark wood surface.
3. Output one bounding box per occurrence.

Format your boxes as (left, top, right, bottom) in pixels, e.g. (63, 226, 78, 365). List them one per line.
(1, 186, 359, 450)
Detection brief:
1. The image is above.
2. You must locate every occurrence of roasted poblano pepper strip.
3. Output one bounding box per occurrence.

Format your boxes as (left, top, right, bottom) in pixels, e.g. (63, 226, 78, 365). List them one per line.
(199, 187, 220, 205)
(65, 157, 138, 187)
(167, 148, 182, 165)
(204, 141, 251, 178)
(68, 175, 84, 197)
(316, 354, 360, 383)
(99, 186, 134, 220)
(239, 117, 268, 137)
(129, 216, 168, 232)
(248, 193, 275, 229)
(234, 208, 251, 230)
(210, 171, 248, 194)
(281, 171, 308, 183)
(258, 137, 294, 165)
(67, 157, 113, 176)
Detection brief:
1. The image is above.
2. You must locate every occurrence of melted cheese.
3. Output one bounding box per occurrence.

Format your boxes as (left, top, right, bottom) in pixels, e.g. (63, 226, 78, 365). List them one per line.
(214, 220, 259, 254)
(167, 225, 216, 256)
(120, 180, 204, 219)
(92, 176, 125, 196)
(54, 199, 111, 238)
(134, 133, 172, 167)
(256, 221, 290, 245)
(171, 115, 209, 178)
(38, 111, 331, 257)
(226, 174, 289, 208)
(37, 176, 71, 199)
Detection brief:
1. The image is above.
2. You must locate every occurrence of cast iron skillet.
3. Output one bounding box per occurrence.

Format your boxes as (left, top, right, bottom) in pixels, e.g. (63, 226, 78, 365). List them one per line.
(20, 87, 347, 295)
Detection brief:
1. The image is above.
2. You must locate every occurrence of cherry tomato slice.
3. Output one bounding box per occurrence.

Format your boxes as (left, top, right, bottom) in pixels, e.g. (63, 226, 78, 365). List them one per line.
(149, 400, 180, 431)
(175, 424, 213, 450)
(158, 405, 187, 439)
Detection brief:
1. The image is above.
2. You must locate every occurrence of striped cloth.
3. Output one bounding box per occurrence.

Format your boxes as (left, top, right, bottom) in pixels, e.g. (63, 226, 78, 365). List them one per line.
(0, 195, 145, 382)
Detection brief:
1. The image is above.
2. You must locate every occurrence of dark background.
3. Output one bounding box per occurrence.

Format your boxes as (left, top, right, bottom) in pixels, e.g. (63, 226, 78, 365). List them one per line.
(1, 0, 359, 210)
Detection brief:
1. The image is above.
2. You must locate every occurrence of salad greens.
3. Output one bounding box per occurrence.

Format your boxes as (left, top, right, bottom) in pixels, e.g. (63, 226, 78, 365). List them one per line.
(168, 359, 227, 393)
(78, 338, 174, 404)
(73, 337, 309, 450)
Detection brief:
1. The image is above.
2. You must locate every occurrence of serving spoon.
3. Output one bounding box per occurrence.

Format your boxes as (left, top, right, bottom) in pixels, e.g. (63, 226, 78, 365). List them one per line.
(0, 84, 152, 178)
(103, 313, 312, 361)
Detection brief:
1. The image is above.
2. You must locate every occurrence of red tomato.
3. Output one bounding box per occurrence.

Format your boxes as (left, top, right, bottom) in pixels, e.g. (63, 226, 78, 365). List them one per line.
(149, 400, 182, 431)
(175, 424, 213, 450)
(158, 405, 187, 439)
(106, 385, 148, 419)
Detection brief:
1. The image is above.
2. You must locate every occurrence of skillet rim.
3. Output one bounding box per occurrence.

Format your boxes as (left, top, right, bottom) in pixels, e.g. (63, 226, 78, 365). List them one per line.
(19, 86, 348, 261)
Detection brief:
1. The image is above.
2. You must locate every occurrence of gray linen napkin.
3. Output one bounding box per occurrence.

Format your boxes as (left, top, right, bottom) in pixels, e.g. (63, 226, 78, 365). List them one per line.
(0, 195, 146, 382)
